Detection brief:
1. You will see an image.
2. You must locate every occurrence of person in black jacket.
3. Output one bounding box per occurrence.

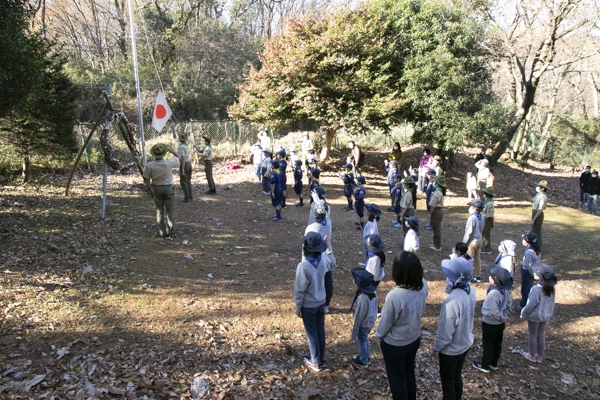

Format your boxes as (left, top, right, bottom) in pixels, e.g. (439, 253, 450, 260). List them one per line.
(586, 170, 600, 215)
(579, 166, 591, 205)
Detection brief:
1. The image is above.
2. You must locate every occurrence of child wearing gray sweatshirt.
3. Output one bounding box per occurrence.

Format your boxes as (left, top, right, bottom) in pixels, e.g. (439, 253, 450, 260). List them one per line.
(349, 268, 378, 368)
(433, 257, 476, 400)
(463, 199, 485, 282)
(472, 266, 513, 373)
(294, 232, 336, 373)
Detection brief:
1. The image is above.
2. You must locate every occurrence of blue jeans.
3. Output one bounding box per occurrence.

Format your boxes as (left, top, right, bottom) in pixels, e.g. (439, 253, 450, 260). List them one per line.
(357, 328, 371, 364)
(580, 187, 587, 203)
(588, 194, 598, 215)
(520, 267, 534, 308)
(301, 305, 326, 364)
(381, 337, 421, 400)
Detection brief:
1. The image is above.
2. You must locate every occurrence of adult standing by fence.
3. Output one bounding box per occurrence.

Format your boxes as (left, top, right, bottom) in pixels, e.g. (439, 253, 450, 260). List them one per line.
(173, 128, 193, 202)
(143, 144, 184, 239)
(195, 136, 216, 194)
(586, 170, 599, 215)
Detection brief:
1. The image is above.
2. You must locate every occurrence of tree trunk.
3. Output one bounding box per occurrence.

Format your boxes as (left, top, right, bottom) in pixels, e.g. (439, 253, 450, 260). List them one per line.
(511, 121, 527, 160)
(319, 128, 336, 162)
(22, 155, 31, 182)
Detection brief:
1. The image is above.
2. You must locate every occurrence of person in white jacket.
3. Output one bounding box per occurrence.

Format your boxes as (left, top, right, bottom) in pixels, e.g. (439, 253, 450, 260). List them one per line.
(433, 257, 476, 400)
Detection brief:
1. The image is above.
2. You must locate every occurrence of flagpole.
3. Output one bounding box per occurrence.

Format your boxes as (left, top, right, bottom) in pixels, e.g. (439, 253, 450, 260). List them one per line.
(127, 0, 147, 165)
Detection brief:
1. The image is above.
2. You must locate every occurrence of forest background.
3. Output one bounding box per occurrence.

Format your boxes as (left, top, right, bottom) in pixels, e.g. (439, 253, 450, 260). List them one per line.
(1, 0, 600, 180)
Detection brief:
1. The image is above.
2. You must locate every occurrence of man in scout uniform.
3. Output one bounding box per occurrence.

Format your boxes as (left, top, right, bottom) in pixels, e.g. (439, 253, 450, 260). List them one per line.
(475, 158, 490, 200)
(397, 176, 415, 236)
(172, 129, 192, 202)
(194, 136, 216, 194)
(428, 176, 445, 251)
(143, 144, 184, 238)
(531, 180, 548, 249)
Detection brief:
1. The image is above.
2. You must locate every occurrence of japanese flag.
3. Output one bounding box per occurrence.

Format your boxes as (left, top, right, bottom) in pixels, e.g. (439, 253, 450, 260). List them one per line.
(152, 90, 172, 132)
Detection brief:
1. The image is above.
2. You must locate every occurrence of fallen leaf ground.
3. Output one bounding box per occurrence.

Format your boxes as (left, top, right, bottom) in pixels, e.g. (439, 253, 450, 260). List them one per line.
(1, 144, 599, 399)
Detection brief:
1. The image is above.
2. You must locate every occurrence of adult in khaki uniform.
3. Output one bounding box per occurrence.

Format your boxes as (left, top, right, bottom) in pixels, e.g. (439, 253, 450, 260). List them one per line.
(195, 136, 216, 194)
(531, 180, 549, 250)
(173, 130, 192, 202)
(143, 144, 183, 238)
(428, 176, 445, 251)
(399, 176, 415, 236)
(475, 159, 490, 200)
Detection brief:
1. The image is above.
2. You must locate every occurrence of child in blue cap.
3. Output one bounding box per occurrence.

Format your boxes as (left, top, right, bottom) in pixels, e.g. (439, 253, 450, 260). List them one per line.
(308, 168, 321, 205)
(293, 159, 304, 207)
(340, 163, 356, 211)
(276, 148, 288, 208)
(260, 148, 272, 195)
(386, 161, 398, 211)
(350, 268, 378, 369)
(354, 176, 366, 228)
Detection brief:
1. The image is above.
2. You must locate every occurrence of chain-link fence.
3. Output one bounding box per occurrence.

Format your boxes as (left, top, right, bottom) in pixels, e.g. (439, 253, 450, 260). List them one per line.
(75, 120, 415, 169)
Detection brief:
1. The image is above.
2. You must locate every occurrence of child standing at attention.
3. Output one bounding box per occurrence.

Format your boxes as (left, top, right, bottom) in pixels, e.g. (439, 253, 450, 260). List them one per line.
(472, 266, 512, 373)
(386, 161, 398, 211)
(362, 234, 386, 288)
(396, 177, 415, 232)
(276, 149, 288, 208)
(424, 170, 437, 229)
(403, 216, 420, 253)
(340, 163, 355, 211)
(520, 264, 557, 363)
(293, 159, 304, 207)
(391, 174, 403, 227)
(495, 240, 517, 277)
(294, 232, 336, 372)
(463, 199, 485, 283)
(260, 148, 272, 195)
(269, 160, 283, 221)
(363, 204, 381, 237)
(481, 187, 495, 254)
(354, 176, 366, 229)
(518, 232, 541, 312)
(349, 268, 378, 368)
(309, 168, 321, 205)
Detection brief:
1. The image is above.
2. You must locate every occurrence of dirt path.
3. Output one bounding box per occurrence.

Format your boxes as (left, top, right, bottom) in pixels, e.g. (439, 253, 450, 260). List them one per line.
(1, 146, 599, 399)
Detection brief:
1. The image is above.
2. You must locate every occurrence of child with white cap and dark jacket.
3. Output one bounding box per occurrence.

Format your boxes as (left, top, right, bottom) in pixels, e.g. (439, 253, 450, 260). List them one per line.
(472, 266, 513, 373)
(433, 257, 476, 400)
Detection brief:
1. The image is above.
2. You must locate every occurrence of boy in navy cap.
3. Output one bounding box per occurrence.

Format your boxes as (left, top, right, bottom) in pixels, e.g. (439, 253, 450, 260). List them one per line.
(293, 159, 304, 207)
(269, 159, 283, 221)
(340, 163, 356, 211)
(354, 176, 367, 228)
(350, 268, 378, 368)
(308, 168, 321, 205)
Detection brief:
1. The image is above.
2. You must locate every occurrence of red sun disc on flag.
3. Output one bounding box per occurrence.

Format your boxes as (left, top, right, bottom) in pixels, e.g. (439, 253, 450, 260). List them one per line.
(155, 105, 167, 119)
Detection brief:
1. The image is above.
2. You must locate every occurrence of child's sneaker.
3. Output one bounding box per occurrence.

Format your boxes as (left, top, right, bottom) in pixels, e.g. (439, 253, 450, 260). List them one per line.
(489, 364, 499, 371)
(351, 356, 368, 369)
(520, 351, 537, 362)
(295, 203, 304, 207)
(471, 276, 482, 283)
(425, 224, 433, 230)
(387, 206, 395, 212)
(472, 361, 490, 373)
(535, 355, 543, 363)
(393, 222, 403, 228)
(303, 358, 322, 372)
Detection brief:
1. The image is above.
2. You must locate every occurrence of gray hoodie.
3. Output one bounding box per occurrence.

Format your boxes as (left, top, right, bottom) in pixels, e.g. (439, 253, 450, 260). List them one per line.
(433, 287, 477, 356)
(351, 293, 378, 341)
(294, 249, 336, 313)
(463, 212, 484, 244)
(375, 280, 428, 346)
(520, 284, 555, 323)
(482, 287, 512, 325)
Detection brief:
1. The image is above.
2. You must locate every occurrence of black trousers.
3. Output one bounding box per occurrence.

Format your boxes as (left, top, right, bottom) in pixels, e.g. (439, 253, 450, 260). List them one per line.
(381, 337, 421, 400)
(439, 349, 469, 400)
(481, 322, 505, 368)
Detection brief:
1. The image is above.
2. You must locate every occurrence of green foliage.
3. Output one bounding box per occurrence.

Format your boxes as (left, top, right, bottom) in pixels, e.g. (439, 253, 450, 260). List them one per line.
(552, 116, 600, 147)
(230, 0, 500, 152)
(229, 6, 409, 133)
(0, 38, 80, 179)
(0, 0, 40, 117)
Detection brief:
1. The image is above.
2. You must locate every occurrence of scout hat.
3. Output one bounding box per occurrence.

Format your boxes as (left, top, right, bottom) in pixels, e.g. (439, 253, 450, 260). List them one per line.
(533, 263, 558, 286)
(389, 160, 398, 165)
(294, 159, 302, 165)
(344, 163, 353, 169)
(435, 176, 446, 187)
(366, 203, 381, 218)
(486, 265, 513, 290)
(441, 257, 472, 284)
(362, 234, 386, 254)
(522, 231, 540, 247)
(150, 143, 168, 158)
(178, 131, 189, 141)
(278, 148, 286, 157)
(404, 216, 419, 230)
(483, 187, 495, 197)
(401, 176, 415, 184)
(498, 240, 516, 257)
(467, 199, 483, 208)
(356, 176, 366, 184)
(395, 173, 403, 180)
(314, 186, 326, 199)
(427, 170, 437, 176)
(351, 268, 377, 294)
(537, 180, 549, 189)
(302, 232, 327, 253)
(313, 199, 329, 218)
(271, 160, 280, 169)
(311, 168, 321, 177)
(262, 148, 271, 154)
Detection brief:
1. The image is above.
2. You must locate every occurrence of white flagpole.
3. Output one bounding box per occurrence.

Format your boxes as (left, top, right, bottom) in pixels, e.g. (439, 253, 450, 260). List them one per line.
(127, 0, 147, 165)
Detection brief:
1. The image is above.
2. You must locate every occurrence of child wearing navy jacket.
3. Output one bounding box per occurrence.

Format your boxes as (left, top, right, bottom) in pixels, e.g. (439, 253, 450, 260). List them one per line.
(293, 159, 304, 207)
(386, 161, 398, 211)
(309, 168, 321, 205)
(340, 163, 356, 211)
(390, 174, 404, 227)
(276, 149, 288, 208)
(354, 176, 366, 229)
(269, 160, 283, 221)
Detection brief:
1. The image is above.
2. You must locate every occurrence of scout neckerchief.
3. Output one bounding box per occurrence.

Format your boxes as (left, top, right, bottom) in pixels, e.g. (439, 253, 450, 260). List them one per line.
(532, 191, 547, 204)
(306, 254, 321, 269)
(349, 288, 373, 312)
(452, 282, 471, 295)
(483, 198, 494, 206)
(271, 167, 280, 174)
(364, 251, 377, 262)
